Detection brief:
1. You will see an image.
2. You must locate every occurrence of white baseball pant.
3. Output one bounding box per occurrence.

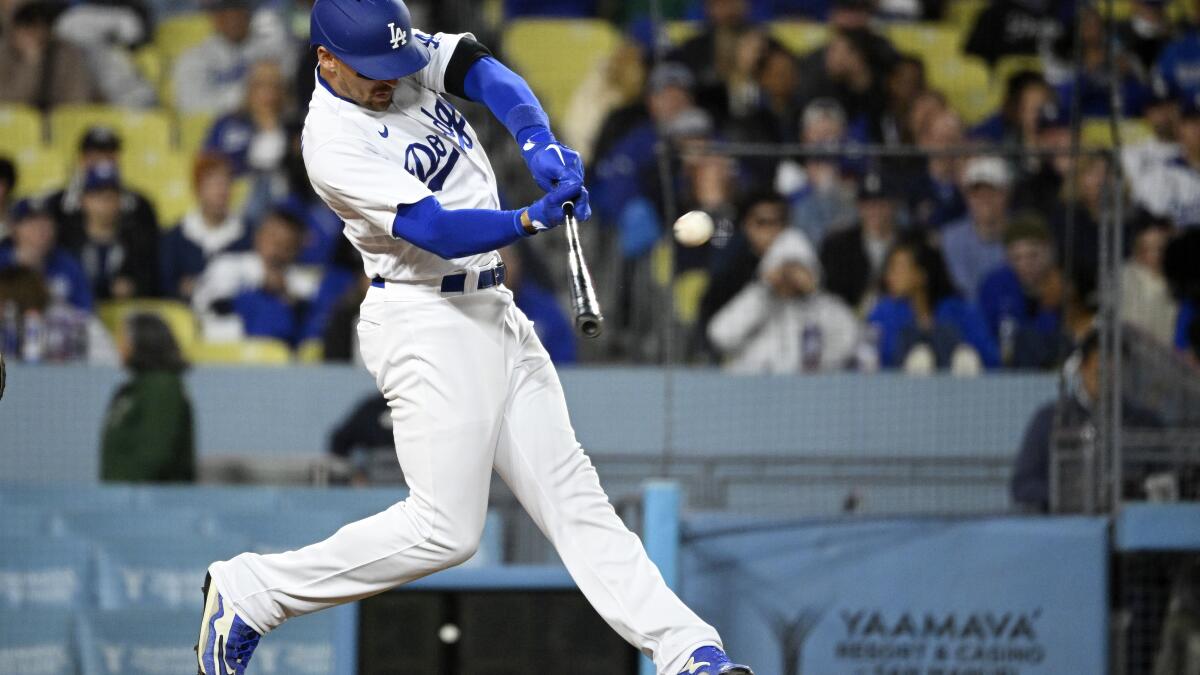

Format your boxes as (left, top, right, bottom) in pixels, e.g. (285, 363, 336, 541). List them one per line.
(208, 278, 721, 674)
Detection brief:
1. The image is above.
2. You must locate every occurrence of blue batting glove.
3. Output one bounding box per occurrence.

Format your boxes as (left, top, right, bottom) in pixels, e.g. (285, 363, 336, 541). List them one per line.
(521, 130, 584, 192)
(524, 181, 586, 233)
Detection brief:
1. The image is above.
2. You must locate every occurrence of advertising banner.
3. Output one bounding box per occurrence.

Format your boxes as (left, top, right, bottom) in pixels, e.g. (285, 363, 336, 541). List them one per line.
(681, 516, 1107, 675)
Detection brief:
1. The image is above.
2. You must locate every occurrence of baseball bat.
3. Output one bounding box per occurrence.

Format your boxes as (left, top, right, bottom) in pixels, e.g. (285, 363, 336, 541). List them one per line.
(562, 201, 604, 338)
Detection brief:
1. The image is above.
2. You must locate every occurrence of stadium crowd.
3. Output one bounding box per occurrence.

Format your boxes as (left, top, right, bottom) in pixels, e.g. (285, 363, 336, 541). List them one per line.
(0, 0, 1199, 374)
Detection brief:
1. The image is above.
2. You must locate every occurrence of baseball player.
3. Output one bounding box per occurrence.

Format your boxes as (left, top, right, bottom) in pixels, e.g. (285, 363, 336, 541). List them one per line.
(194, 2, 753, 674)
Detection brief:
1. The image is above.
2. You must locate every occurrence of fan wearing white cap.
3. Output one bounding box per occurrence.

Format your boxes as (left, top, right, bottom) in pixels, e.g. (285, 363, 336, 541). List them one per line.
(941, 156, 1013, 300)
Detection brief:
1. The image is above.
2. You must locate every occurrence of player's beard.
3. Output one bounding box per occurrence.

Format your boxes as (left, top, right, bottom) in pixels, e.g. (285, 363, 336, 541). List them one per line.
(364, 85, 394, 111)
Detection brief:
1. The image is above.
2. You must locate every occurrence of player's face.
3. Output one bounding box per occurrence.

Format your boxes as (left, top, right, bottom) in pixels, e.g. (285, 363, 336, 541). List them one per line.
(317, 48, 399, 112)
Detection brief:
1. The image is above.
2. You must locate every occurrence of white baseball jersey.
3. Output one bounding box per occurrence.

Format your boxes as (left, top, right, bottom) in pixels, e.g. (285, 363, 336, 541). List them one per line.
(302, 30, 501, 282)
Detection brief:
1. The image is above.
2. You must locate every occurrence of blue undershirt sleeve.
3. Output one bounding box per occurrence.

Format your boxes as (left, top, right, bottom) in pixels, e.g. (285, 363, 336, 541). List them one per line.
(462, 56, 551, 145)
(392, 195, 528, 259)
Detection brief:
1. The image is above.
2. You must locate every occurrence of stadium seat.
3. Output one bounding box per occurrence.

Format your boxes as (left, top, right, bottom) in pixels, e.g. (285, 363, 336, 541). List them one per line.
(98, 299, 198, 359)
(502, 19, 621, 121)
(1082, 119, 1154, 148)
(944, 0, 987, 32)
(297, 338, 325, 364)
(191, 338, 294, 365)
(928, 57, 993, 123)
(769, 21, 829, 56)
(0, 104, 42, 156)
(0, 610, 80, 674)
(154, 13, 213, 67)
(673, 269, 709, 326)
(93, 535, 249, 610)
(10, 145, 68, 199)
(666, 20, 700, 46)
(131, 45, 164, 94)
(884, 23, 963, 63)
(140, 150, 193, 226)
(178, 111, 216, 155)
(49, 105, 171, 157)
(0, 538, 93, 609)
(78, 608, 197, 675)
(993, 54, 1045, 81)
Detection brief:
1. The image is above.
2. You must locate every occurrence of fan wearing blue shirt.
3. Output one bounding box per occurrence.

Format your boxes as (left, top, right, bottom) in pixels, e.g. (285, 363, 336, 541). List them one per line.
(0, 198, 92, 311)
(869, 234, 999, 370)
(977, 213, 1062, 369)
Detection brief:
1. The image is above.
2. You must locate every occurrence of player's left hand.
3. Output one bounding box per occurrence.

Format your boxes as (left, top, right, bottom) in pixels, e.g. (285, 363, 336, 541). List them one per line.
(521, 130, 584, 192)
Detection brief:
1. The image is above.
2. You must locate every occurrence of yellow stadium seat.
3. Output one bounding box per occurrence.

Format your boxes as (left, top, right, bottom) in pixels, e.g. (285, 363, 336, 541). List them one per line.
(49, 105, 172, 158)
(297, 339, 324, 364)
(132, 46, 164, 92)
(666, 21, 701, 46)
(673, 269, 709, 325)
(884, 23, 962, 63)
(945, 0, 987, 32)
(0, 105, 43, 156)
(155, 13, 213, 65)
(502, 19, 621, 121)
(11, 146, 68, 198)
(993, 55, 1044, 81)
(769, 21, 828, 56)
(1082, 119, 1154, 148)
(133, 151, 192, 226)
(928, 57, 994, 124)
(191, 339, 293, 365)
(178, 112, 216, 155)
(98, 299, 198, 358)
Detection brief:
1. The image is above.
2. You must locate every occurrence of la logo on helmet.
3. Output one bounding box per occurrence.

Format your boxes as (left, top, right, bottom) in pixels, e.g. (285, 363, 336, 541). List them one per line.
(388, 22, 407, 49)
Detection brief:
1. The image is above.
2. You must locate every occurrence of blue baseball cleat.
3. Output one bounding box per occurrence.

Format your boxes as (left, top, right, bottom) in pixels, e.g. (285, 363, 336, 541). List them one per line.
(196, 573, 261, 675)
(677, 645, 754, 674)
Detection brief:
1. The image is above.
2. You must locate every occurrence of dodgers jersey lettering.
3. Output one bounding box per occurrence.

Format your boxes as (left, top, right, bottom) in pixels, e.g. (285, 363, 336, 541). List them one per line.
(302, 30, 501, 282)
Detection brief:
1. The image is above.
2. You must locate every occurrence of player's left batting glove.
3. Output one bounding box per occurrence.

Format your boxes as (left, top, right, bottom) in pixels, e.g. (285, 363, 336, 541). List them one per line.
(524, 181, 590, 233)
(521, 130, 585, 192)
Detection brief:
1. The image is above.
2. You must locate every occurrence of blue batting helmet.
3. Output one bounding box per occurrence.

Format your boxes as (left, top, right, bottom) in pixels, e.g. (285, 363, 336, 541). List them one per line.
(310, 0, 430, 80)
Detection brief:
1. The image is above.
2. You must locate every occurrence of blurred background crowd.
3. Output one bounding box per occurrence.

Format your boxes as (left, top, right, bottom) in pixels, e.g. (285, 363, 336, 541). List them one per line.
(0, 0, 1199, 375)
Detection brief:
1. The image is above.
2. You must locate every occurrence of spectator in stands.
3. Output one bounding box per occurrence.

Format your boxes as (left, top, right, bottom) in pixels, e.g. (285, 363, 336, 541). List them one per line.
(160, 153, 251, 300)
(1051, 153, 1112, 281)
(60, 162, 160, 301)
(1134, 97, 1200, 227)
(100, 313, 195, 483)
(794, 28, 886, 136)
(1122, 214, 1178, 346)
(1118, 0, 1175, 75)
(907, 108, 967, 229)
(876, 54, 926, 146)
(328, 393, 392, 486)
(47, 126, 159, 242)
(52, 0, 156, 107)
(172, 0, 291, 115)
(1123, 83, 1180, 213)
(1015, 101, 1072, 215)
(869, 234, 999, 372)
(709, 225, 861, 374)
(1046, 7, 1150, 118)
(977, 213, 1063, 369)
(0, 157, 15, 242)
(969, 70, 1052, 147)
(729, 39, 802, 145)
(774, 98, 857, 245)
(698, 191, 788, 342)
(965, 0, 1063, 68)
(942, 157, 1013, 300)
(820, 172, 901, 312)
(1011, 330, 1160, 512)
(204, 60, 291, 176)
(498, 243, 577, 365)
(0, 265, 115, 364)
(562, 31, 648, 164)
(1165, 228, 1200, 363)
(1156, 5, 1200, 105)
(667, 0, 761, 125)
(825, 0, 899, 72)
(0, 1, 98, 109)
(0, 198, 92, 310)
(192, 207, 323, 344)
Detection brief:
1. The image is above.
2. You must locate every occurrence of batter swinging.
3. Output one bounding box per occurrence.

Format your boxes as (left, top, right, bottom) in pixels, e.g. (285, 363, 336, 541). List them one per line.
(194, 1, 753, 674)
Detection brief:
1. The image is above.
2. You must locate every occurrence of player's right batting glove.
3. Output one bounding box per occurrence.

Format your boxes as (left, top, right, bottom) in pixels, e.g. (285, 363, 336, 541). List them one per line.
(524, 181, 589, 233)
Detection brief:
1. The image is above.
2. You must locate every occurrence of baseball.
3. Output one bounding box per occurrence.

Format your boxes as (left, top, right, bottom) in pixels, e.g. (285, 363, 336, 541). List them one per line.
(673, 210, 715, 247)
(438, 623, 461, 644)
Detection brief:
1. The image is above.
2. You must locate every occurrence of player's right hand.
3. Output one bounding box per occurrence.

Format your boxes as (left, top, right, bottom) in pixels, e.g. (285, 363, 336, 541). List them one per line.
(525, 181, 588, 232)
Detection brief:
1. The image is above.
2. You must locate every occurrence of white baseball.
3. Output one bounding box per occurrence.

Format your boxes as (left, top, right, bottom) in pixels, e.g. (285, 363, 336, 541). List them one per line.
(438, 623, 461, 644)
(673, 210, 715, 247)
